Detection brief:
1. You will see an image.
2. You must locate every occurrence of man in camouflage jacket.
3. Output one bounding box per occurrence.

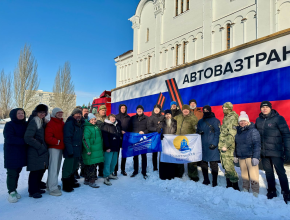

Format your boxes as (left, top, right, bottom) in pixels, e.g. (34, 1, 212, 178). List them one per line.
(174, 105, 199, 181)
(218, 102, 240, 190)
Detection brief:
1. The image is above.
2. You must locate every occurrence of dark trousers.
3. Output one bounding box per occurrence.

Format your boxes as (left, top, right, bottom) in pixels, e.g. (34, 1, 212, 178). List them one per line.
(133, 153, 147, 175)
(152, 152, 158, 170)
(98, 162, 104, 176)
(6, 168, 22, 194)
(114, 149, 127, 172)
(28, 169, 46, 195)
(62, 157, 79, 178)
(176, 162, 199, 180)
(84, 164, 98, 181)
(200, 161, 219, 175)
(262, 156, 290, 194)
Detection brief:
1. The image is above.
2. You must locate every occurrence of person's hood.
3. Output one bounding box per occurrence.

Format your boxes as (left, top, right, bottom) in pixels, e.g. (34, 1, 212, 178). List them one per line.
(118, 104, 128, 115)
(259, 109, 279, 119)
(237, 122, 255, 134)
(9, 108, 26, 123)
(66, 115, 84, 125)
(105, 118, 118, 126)
(203, 112, 215, 119)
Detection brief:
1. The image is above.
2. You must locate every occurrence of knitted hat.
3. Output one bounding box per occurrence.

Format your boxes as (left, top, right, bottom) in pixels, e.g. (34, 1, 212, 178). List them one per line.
(170, 101, 177, 107)
(238, 111, 250, 122)
(164, 109, 172, 115)
(260, 101, 272, 109)
(203, 105, 211, 112)
(51, 107, 63, 118)
(182, 104, 191, 111)
(87, 113, 96, 122)
(98, 105, 107, 112)
(189, 99, 197, 105)
(71, 108, 82, 116)
(222, 102, 233, 110)
(154, 104, 161, 111)
(136, 105, 144, 111)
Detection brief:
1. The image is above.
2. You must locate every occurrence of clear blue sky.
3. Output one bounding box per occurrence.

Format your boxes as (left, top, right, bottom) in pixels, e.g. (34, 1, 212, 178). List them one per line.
(0, 0, 140, 106)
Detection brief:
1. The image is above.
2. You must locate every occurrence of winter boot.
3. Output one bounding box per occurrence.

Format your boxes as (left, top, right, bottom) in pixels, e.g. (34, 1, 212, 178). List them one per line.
(267, 190, 277, 199)
(109, 174, 118, 180)
(121, 170, 127, 176)
(212, 172, 218, 187)
(74, 170, 80, 179)
(202, 168, 210, 185)
(104, 177, 112, 186)
(70, 175, 81, 188)
(232, 182, 240, 191)
(62, 178, 74, 193)
(253, 192, 259, 198)
(130, 172, 138, 178)
(8, 191, 18, 203)
(84, 179, 90, 185)
(242, 188, 249, 192)
(38, 189, 46, 194)
(226, 178, 232, 188)
(29, 192, 42, 199)
(112, 171, 117, 176)
(89, 179, 100, 188)
(15, 190, 21, 199)
(49, 189, 62, 196)
(283, 193, 290, 204)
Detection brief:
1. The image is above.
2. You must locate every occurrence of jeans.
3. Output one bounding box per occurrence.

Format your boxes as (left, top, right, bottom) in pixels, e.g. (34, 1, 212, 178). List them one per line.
(104, 152, 118, 178)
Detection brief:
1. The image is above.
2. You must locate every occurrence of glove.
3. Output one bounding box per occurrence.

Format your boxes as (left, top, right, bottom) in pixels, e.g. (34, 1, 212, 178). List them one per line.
(156, 127, 162, 133)
(196, 130, 204, 135)
(252, 158, 259, 166)
(209, 144, 217, 150)
(161, 134, 164, 140)
(233, 157, 239, 163)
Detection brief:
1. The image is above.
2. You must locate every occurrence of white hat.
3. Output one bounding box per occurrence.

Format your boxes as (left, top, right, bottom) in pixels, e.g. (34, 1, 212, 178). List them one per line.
(87, 113, 96, 122)
(238, 111, 250, 122)
(52, 108, 63, 118)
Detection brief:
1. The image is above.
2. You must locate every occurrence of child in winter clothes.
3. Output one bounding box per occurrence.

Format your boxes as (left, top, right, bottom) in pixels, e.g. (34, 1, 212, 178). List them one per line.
(102, 114, 122, 186)
(82, 113, 104, 188)
(234, 111, 261, 197)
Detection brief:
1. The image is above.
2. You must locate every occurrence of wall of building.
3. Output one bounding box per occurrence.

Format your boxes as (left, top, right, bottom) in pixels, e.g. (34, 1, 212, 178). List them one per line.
(115, 0, 290, 88)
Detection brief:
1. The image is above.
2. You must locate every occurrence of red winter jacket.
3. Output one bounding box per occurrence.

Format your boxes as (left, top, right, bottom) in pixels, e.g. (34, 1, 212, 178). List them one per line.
(45, 117, 65, 150)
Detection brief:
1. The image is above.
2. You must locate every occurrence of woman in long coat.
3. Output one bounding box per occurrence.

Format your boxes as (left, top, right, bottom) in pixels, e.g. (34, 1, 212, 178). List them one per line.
(24, 104, 49, 199)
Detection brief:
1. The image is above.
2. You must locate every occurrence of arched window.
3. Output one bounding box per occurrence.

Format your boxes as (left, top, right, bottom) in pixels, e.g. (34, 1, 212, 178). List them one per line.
(146, 28, 149, 42)
(181, 0, 184, 13)
(176, 44, 179, 66)
(226, 24, 231, 49)
(148, 56, 151, 74)
(187, 0, 189, 10)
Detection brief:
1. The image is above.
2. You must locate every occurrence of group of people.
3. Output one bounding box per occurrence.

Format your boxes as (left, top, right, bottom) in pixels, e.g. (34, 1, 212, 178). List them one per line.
(3, 99, 290, 205)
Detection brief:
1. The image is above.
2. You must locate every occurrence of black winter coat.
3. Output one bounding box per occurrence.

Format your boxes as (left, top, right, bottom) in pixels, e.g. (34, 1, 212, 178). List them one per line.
(4, 108, 27, 169)
(196, 113, 220, 162)
(102, 119, 122, 152)
(116, 104, 131, 132)
(235, 123, 261, 159)
(171, 109, 182, 118)
(162, 119, 177, 135)
(147, 112, 164, 133)
(63, 116, 85, 158)
(255, 110, 290, 158)
(129, 114, 149, 134)
(24, 115, 48, 171)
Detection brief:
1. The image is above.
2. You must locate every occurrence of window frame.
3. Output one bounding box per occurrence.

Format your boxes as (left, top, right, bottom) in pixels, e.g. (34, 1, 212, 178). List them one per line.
(226, 24, 231, 50)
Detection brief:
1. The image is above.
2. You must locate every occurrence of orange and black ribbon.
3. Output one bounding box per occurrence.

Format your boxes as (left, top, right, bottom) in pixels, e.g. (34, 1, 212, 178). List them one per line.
(165, 78, 184, 110)
(156, 93, 166, 110)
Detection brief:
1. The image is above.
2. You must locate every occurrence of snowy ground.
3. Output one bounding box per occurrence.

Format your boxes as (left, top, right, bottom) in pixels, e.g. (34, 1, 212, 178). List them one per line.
(0, 125, 290, 220)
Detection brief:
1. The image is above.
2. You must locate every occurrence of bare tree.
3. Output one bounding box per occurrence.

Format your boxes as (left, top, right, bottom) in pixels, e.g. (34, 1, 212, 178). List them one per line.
(53, 62, 76, 117)
(0, 70, 13, 118)
(14, 44, 40, 113)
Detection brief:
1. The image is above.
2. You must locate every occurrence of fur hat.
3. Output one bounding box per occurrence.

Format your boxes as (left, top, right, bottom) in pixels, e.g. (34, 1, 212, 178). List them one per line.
(238, 111, 250, 122)
(189, 99, 197, 105)
(164, 109, 172, 115)
(71, 108, 82, 116)
(136, 105, 144, 111)
(222, 102, 233, 110)
(87, 113, 96, 122)
(35, 104, 48, 113)
(51, 107, 63, 118)
(260, 101, 272, 109)
(98, 105, 107, 112)
(182, 105, 191, 111)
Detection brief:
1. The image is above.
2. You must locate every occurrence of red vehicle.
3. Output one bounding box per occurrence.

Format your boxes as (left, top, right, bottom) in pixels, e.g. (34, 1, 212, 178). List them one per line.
(91, 90, 111, 116)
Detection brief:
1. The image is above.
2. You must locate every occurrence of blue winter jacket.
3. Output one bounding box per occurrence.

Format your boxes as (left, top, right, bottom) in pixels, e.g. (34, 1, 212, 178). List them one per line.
(196, 113, 221, 162)
(235, 122, 261, 159)
(3, 108, 27, 169)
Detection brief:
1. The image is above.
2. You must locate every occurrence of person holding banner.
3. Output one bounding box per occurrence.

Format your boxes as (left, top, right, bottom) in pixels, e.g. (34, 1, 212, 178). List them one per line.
(174, 104, 199, 181)
(170, 101, 182, 118)
(218, 102, 240, 191)
(147, 104, 164, 171)
(159, 109, 177, 180)
(129, 105, 149, 179)
(196, 105, 220, 187)
(102, 114, 122, 186)
(114, 104, 130, 176)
